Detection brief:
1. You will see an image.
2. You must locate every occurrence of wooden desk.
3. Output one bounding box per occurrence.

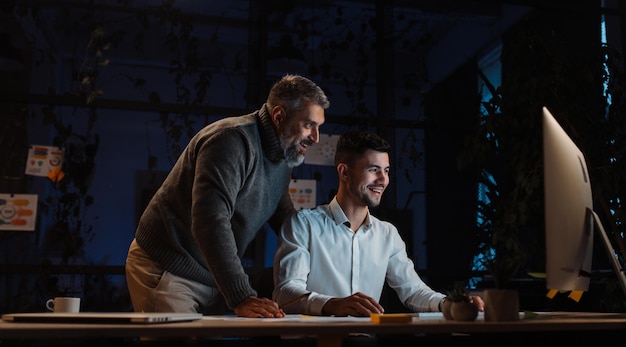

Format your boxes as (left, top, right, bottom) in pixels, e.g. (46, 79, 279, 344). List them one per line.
(2, 312, 626, 347)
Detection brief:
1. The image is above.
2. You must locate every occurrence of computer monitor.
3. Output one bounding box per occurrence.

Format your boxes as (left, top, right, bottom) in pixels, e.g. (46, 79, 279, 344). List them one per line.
(542, 106, 626, 297)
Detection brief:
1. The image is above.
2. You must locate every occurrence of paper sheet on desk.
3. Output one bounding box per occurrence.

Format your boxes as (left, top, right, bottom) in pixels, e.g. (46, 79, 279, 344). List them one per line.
(201, 313, 452, 322)
(202, 315, 371, 323)
(282, 315, 371, 323)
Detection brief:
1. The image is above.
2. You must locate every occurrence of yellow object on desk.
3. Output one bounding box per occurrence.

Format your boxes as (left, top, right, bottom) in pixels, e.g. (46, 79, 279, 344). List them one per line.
(370, 313, 414, 324)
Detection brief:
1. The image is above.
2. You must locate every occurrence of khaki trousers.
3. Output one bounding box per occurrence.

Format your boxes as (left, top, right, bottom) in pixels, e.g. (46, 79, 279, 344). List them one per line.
(125, 238, 224, 314)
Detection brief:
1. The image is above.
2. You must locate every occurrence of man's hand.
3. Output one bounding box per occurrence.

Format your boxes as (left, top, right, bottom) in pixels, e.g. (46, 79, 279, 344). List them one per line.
(321, 292, 384, 317)
(233, 296, 286, 318)
(469, 295, 486, 312)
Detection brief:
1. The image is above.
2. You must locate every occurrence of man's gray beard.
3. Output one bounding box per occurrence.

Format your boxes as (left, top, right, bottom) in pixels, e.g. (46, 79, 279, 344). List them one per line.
(284, 145, 305, 168)
(280, 130, 305, 168)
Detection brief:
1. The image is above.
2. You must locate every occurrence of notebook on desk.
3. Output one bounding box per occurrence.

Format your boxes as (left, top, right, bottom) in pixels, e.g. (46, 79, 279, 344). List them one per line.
(1, 312, 203, 324)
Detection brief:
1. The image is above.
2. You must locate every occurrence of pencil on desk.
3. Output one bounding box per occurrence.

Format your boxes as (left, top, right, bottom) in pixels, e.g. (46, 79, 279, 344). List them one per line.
(278, 293, 311, 308)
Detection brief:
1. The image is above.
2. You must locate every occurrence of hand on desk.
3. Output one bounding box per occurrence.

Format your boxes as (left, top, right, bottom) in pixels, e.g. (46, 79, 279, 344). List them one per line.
(233, 296, 286, 318)
(321, 292, 486, 317)
(469, 295, 485, 312)
(322, 292, 385, 317)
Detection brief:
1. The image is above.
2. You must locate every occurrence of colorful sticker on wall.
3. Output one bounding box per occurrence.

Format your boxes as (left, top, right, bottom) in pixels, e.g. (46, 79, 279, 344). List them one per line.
(289, 179, 316, 210)
(25, 145, 64, 180)
(304, 134, 338, 166)
(0, 194, 38, 231)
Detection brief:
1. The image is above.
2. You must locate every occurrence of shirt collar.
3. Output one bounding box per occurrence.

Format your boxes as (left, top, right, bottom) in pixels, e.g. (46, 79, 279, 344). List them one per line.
(328, 196, 372, 230)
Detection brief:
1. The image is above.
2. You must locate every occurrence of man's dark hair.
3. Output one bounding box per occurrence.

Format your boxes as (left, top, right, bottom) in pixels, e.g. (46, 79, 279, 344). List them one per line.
(334, 129, 391, 166)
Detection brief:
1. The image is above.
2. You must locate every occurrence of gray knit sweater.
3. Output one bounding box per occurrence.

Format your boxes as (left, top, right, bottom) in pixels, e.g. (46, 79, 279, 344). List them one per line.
(135, 104, 296, 310)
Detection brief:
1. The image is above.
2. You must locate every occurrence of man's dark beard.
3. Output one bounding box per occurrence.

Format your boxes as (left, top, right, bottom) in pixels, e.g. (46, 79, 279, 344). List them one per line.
(363, 194, 380, 209)
(348, 182, 381, 209)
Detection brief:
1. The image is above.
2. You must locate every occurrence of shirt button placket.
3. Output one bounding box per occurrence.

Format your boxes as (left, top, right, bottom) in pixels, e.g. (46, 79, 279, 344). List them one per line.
(352, 233, 360, 293)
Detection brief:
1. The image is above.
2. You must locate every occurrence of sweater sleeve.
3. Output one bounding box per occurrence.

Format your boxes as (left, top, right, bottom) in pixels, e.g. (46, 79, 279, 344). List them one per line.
(189, 129, 258, 309)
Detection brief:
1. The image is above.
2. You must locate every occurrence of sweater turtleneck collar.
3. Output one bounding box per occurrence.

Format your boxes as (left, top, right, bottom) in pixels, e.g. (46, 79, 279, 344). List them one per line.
(257, 104, 284, 163)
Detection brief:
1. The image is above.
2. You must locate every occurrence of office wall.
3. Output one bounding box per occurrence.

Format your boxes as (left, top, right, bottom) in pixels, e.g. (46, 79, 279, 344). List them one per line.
(0, 1, 537, 312)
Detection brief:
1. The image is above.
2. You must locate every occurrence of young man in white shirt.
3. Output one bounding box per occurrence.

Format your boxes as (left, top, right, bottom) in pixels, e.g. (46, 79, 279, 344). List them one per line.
(273, 129, 484, 316)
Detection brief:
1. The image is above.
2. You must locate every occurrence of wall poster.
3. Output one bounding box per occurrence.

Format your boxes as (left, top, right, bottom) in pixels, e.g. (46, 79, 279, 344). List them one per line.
(0, 193, 38, 231)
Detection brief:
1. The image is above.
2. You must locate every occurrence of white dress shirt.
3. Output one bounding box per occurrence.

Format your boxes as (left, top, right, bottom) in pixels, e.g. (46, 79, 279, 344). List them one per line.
(273, 197, 445, 315)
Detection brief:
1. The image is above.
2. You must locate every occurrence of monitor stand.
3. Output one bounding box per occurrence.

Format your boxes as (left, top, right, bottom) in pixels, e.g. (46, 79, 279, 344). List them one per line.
(589, 208, 626, 297)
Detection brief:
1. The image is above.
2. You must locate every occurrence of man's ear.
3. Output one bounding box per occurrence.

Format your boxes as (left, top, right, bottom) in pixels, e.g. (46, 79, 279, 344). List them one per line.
(337, 163, 348, 181)
(270, 105, 285, 129)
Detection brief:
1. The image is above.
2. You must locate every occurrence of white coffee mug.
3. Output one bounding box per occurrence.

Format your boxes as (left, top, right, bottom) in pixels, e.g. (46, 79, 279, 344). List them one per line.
(45, 297, 81, 313)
